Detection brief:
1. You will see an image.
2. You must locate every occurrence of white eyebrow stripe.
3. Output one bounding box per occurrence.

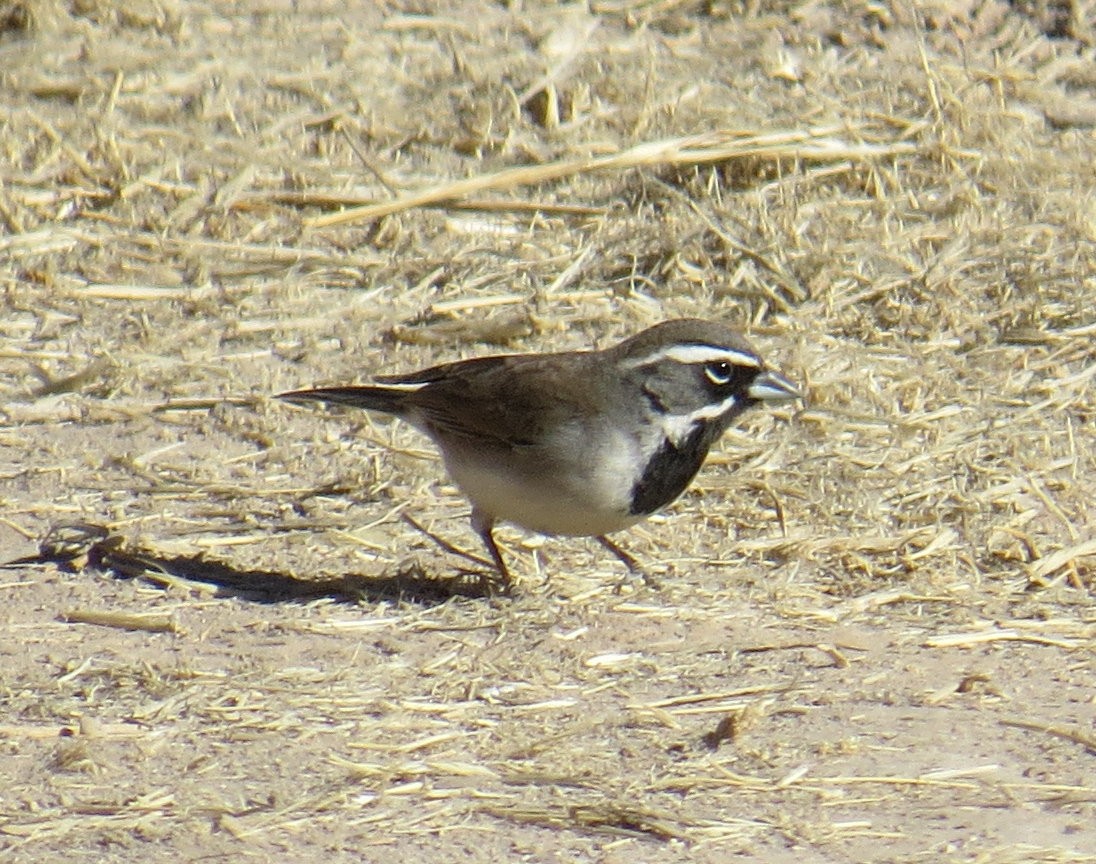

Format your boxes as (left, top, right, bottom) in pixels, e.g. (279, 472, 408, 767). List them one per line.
(624, 344, 761, 369)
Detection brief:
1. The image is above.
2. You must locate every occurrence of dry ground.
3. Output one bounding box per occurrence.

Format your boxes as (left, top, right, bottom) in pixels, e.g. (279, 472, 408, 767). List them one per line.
(2, 1, 1095, 861)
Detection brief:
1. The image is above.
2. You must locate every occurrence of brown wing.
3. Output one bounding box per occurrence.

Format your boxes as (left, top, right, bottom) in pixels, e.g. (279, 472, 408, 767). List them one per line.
(387, 353, 600, 448)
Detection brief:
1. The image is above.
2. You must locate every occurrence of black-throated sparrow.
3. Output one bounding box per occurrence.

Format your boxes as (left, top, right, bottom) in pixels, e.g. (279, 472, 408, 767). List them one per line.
(279, 319, 800, 587)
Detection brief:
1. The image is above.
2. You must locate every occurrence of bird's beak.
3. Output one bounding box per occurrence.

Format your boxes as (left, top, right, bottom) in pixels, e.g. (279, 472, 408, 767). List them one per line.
(748, 370, 801, 402)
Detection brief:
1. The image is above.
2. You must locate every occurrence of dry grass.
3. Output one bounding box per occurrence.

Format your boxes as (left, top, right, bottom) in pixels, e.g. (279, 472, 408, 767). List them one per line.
(1, 0, 1095, 861)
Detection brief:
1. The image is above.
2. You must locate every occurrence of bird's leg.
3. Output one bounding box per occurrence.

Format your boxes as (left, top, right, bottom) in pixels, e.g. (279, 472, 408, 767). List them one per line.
(401, 513, 508, 595)
(401, 513, 492, 567)
(597, 535, 660, 589)
(596, 535, 639, 570)
(472, 509, 513, 595)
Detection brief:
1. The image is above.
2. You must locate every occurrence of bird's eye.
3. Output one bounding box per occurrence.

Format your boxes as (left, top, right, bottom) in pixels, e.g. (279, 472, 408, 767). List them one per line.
(705, 361, 733, 385)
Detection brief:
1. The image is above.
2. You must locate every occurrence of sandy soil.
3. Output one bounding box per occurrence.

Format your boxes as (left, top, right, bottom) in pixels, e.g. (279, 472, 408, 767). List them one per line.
(1, 1, 1094, 861)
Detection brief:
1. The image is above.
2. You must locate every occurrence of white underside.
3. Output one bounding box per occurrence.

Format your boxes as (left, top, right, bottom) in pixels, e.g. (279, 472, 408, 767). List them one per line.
(441, 424, 653, 537)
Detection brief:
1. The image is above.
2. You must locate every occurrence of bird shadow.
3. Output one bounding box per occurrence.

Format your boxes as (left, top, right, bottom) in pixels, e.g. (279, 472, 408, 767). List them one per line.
(4, 523, 498, 604)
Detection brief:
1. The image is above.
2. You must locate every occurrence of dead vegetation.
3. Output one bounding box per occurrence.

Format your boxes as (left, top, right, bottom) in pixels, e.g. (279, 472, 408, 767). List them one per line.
(1, 1, 1094, 861)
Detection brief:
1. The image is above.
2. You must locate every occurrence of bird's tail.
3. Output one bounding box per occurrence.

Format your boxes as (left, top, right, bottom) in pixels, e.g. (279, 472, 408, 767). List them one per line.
(277, 385, 412, 416)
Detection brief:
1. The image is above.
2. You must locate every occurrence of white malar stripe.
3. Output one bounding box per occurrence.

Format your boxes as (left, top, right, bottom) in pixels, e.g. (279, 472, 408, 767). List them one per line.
(658, 393, 740, 445)
(624, 344, 761, 369)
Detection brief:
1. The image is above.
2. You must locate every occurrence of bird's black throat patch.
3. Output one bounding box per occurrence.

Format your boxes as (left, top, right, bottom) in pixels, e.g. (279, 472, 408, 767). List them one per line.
(629, 426, 711, 516)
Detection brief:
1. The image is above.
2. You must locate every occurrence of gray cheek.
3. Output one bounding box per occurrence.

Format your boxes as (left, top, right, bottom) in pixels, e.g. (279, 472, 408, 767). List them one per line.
(640, 367, 708, 417)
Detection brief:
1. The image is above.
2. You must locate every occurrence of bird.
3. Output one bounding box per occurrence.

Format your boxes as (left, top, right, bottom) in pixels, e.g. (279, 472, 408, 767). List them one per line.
(278, 318, 800, 589)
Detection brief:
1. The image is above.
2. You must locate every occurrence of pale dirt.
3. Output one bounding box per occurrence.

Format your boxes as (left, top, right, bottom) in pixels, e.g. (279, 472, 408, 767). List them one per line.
(1, 1, 1094, 862)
